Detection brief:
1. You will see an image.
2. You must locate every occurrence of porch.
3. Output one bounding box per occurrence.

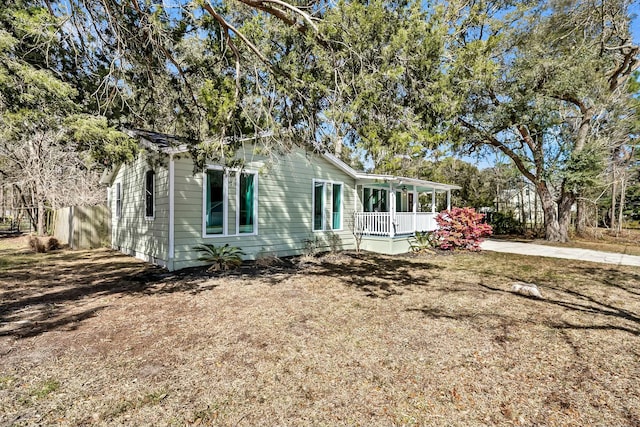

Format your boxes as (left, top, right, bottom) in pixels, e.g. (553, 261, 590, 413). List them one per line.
(353, 176, 458, 239)
(353, 211, 438, 237)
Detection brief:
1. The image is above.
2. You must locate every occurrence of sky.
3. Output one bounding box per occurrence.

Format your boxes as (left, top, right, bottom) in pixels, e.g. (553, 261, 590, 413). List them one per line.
(632, 3, 640, 44)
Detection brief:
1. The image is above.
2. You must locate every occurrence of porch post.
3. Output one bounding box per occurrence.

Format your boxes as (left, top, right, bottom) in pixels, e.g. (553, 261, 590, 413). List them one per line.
(389, 182, 395, 237)
(447, 190, 451, 210)
(412, 188, 417, 232)
(431, 189, 436, 213)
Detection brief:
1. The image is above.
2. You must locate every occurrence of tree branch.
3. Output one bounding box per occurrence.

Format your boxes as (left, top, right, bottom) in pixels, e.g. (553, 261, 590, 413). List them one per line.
(606, 45, 640, 91)
(459, 117, 537, 183)
(201, 1, 271, 66)
(553, 93, 589, 115)
(237, 0, 319, 32)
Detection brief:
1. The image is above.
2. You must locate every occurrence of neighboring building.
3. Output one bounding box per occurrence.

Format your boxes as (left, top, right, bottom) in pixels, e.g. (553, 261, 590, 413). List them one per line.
(102, 130, 459, 270)
(495, 180, 544, 227)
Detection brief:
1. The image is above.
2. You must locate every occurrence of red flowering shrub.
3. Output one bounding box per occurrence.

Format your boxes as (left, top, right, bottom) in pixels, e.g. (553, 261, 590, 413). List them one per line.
(434, 207, 493, 251)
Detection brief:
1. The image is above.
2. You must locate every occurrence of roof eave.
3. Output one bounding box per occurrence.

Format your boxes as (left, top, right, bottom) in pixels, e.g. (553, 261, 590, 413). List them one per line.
(99, 164, 121, 185)
(320, 152, 460, 190)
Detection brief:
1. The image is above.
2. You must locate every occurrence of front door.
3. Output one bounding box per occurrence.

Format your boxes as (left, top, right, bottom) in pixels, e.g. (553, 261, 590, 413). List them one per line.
(395, 191, 414, 213)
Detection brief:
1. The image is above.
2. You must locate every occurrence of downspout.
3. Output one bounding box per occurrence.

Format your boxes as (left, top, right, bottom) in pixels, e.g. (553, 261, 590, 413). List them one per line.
(168, 154, 175, 271)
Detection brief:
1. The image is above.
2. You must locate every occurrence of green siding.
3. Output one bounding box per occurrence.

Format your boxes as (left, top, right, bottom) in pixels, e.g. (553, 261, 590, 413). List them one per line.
(111, 152, 169, 266)
(172, 146, 357, 270)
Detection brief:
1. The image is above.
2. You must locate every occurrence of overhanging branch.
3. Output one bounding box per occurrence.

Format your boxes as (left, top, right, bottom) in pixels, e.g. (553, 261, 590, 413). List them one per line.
(459, 117, 537, 183)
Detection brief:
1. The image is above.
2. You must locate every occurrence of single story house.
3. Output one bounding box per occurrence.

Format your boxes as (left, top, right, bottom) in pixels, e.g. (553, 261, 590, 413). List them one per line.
(102, 130, 459, 270)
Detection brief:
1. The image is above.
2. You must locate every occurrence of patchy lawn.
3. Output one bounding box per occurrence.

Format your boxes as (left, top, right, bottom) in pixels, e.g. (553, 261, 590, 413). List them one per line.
(553, 228, 640, 256)
(497, 227, 640, 256)
(1, 236, 639, 426)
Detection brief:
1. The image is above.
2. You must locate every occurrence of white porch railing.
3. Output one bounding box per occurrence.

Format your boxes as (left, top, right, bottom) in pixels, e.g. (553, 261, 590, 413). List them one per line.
(354, 212, 438, 237)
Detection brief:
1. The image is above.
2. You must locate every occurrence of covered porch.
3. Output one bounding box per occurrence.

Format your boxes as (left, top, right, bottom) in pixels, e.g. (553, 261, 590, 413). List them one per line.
(353, 176, 459, 238)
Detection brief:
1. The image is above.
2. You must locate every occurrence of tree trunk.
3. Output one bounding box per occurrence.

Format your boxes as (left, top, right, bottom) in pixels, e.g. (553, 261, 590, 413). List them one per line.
(537, 182, 563, 241)
(519, 188, 526, 229)
(37, 199, 45, 236)
(535, 179, 573, 242)
(575, 197, 588, 236)
(534, 190, 539, 231)
(610, 170, 618, 230)
(557, 192, 574, 242)
(617, 174, 626, 234)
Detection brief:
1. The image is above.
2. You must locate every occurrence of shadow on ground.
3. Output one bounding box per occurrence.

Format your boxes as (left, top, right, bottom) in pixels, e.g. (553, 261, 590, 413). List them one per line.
(408, 267, 640, 338)
(299, 252, 443, 298)
(0, 248, 445, 338)
(0, 249, 221, 339)
(3, 246, 639, 341)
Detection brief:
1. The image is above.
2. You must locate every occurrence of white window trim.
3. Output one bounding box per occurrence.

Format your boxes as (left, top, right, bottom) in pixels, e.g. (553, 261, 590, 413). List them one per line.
(332, 182, 344, 231)
(115, 182, 122, 219)
(202, 166, 228, 238)
(235, 170, 259, 236)
(202, 166, 258, 238)
(313, 179, 344, 232)
(312, 179, 326, 232)
(144, 170, 155, 220)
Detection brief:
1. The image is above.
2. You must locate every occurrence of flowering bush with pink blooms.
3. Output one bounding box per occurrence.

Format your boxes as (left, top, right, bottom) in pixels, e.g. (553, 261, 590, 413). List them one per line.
(433, 207, 493, 251)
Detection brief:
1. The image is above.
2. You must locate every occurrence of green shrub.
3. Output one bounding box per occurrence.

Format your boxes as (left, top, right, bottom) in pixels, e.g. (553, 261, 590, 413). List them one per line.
(193, 243, 245, 271)
(488, 211, 523, 235)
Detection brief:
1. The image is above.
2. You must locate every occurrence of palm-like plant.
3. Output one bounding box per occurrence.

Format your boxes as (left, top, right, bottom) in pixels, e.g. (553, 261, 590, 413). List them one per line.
(409, 231, 437, 253)
(193, 243, 245, 271)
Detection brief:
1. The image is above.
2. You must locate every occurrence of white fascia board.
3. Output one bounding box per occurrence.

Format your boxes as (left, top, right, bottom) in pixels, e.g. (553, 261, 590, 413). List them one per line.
(163, 145, 190, 155)
(138, 136, 189, 155)
(321, 152, 401, 183)
(355, 173, 396, 182)
(157, 132, 272, 156)
(321, 152, 360, 178)
(399, 177, 461, 191)
(99, 164, 121, 185)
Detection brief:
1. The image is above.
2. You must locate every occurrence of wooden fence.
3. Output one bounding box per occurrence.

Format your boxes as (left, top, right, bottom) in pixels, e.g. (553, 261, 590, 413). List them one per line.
(52, 205, 111, 249)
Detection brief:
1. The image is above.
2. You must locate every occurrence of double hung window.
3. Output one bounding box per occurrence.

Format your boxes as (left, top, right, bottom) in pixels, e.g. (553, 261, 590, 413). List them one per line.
(145, 170, 155, 219)
(115, 182, 122, 218)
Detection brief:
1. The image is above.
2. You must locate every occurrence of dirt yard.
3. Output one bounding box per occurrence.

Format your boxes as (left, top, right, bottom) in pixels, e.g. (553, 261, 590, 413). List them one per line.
(1, 236, 639, 426)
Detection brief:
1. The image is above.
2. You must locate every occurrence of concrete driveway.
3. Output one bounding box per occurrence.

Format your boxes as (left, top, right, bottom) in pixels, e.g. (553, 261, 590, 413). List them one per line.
(480, 239, 640, 267)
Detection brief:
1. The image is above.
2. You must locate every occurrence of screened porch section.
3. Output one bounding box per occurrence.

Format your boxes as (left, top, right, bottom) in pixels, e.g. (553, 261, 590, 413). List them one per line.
(353, 178, 458, 238)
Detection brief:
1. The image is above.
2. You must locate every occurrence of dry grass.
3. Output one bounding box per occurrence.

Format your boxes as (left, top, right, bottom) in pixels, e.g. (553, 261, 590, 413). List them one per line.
(1, 236, 640, 426)
(530, 227, 640, 256)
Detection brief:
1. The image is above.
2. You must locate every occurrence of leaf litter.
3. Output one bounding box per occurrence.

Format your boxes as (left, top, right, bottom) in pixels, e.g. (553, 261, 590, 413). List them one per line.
(0, 236, 639, 426)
